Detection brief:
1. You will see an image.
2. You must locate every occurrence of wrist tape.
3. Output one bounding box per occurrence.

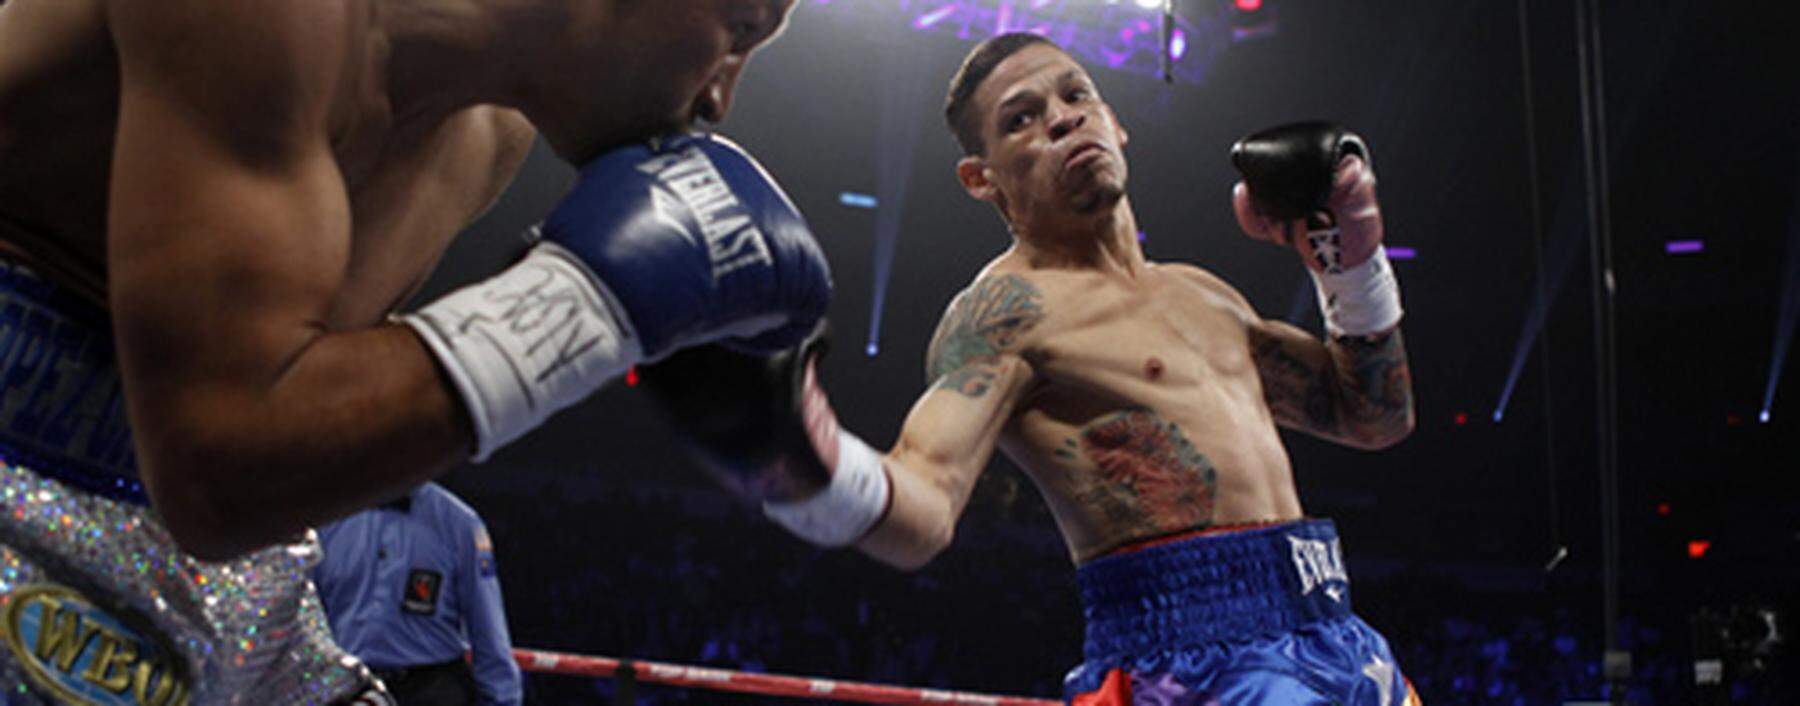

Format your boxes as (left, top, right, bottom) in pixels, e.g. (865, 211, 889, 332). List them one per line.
(403, 242, 641, 461)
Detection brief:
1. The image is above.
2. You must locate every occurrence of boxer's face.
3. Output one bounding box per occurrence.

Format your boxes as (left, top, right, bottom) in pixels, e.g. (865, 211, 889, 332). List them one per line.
(557, 1, 794, 150)
(958, 45, 1130, 225)
(633, 0, 796, 126)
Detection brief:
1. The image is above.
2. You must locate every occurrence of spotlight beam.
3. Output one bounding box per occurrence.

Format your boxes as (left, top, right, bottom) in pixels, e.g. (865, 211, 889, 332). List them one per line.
(1760, 147, 1800, 422)
(865, 43, 932, 358)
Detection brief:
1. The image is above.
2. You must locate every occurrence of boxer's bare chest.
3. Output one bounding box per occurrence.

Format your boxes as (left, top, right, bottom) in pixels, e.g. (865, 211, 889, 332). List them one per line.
(1021, 266, 1261, 418)
(1003, 265, 1295, 561)
(0, 0, 511, 324)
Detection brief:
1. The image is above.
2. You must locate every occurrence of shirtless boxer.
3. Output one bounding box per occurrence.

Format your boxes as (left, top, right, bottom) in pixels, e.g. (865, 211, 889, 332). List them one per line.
(0, 1, 823, 702)
(652, 33, 1421, 705)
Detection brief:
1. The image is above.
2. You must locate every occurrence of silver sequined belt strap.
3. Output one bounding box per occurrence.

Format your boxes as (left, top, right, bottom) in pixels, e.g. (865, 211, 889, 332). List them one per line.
(0, 461, 377, 704)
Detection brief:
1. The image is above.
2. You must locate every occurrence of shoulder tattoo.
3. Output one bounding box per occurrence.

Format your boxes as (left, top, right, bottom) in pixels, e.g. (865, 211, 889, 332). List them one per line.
(924, 274, 1045, 398)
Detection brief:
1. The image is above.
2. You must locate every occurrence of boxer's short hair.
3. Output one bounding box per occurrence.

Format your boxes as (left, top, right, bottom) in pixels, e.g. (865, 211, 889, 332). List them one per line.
(945, 32, 1059, 156)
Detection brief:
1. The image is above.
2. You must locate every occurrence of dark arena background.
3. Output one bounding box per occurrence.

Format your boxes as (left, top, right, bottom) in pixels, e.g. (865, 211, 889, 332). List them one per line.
(411, 1, 1798, 704)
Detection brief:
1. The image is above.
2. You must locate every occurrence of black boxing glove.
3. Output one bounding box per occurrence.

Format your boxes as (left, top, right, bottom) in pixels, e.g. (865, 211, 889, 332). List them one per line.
(1230, 122, 1401, 336)
(1229, 121, 1371, 225)
(642, 324, 892, 547)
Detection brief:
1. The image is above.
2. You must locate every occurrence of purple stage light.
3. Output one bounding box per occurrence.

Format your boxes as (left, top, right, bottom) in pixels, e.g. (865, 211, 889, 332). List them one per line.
(1665, 239, 1705, 254)
(1386, 246, 1416, 260)
(1760, 410, 1771, 424)
(823, 0, 1228, 85)
(913, 5, 957, 29)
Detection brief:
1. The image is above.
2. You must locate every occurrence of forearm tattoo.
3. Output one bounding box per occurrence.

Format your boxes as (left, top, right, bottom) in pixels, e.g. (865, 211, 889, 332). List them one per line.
(1253, 328, 1412, 443)
(925, 275, 1044, 398)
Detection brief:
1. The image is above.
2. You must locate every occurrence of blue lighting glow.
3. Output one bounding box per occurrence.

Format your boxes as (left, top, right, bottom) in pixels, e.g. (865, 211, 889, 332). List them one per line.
(866, 342, 880, 357)
(1760, 410, 1771, 424)
(839, 192, 879, 209)
(1665, 239, 1704, 254)
(1387, 246, 1417, 260)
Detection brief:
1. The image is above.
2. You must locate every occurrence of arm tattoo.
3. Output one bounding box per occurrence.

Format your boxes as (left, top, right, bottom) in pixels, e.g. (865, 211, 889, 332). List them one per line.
(1251, 336, 1341, 435)
(1253, 328, 1413, 444)
(1327, 329, 1413, 431)
(925, 275, 1044, 398)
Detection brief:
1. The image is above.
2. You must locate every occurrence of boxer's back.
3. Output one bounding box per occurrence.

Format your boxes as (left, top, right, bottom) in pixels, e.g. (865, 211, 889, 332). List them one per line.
(0, 0, 532, 320)
(0, 0, 120, 299)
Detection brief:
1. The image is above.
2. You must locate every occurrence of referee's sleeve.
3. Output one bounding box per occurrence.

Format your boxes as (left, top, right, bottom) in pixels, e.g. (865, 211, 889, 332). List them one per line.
(460, 516, 522, 706)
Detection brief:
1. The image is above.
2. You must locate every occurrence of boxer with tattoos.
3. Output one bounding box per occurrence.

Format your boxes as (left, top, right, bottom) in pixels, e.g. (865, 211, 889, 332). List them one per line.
(654, 32, 1420, 705)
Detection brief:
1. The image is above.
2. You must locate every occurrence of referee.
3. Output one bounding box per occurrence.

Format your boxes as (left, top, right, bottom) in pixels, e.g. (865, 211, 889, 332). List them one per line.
(314, 482, 523, 705)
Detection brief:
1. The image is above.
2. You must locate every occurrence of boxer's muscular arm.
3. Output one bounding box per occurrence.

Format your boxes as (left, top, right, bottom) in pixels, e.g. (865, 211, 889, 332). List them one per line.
(857, 275, 1041, 570)
(108, 0, 470, 560)
(1246, 317, 1414, 450)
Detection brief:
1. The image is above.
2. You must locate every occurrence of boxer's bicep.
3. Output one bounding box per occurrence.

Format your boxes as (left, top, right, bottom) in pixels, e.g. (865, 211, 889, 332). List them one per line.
(894, 354, 1033, 507)
(108, 0, 352, 390)
(859, 276, 1045, 566)
(866, 354, 1033, 569)
(109, 5, 350, 436)
(105, 4, 470, 560)
(905, 273, 1045, 502)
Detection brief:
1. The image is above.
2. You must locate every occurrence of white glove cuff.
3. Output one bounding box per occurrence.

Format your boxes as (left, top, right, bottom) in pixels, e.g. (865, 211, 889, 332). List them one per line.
(763, 431, 891, 547)
(402, 242, 642, 461)
(1310, 246, 1403, 337)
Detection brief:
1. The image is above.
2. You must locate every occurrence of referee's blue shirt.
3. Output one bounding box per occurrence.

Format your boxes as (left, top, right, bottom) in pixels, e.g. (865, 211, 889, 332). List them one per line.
(314, 482, 523, 706)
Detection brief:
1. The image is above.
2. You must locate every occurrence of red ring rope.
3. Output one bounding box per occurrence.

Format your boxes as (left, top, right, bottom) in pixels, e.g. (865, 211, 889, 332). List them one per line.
(513, 648, 1060, 705)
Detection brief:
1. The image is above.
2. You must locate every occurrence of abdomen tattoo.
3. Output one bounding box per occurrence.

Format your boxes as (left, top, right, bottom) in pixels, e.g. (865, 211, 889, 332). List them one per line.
(1072, 409, 1219, 535)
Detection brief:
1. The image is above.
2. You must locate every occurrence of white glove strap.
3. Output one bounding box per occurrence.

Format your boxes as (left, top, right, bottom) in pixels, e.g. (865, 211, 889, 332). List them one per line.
(763, 431, 891, 547)
(402, 242, 642, 461)
(1311, 246, 1403, 337)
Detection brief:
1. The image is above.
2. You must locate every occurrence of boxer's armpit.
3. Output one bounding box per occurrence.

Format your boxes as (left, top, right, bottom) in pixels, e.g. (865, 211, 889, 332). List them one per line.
(924, 274, 1044, 398)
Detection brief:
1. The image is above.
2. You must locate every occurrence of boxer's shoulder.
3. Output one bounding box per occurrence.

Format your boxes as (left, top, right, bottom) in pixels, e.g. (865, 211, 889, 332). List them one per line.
(925, 268, 1050, 381)
(1156, 261, 1257, 322)
(109, 0, 374, 158)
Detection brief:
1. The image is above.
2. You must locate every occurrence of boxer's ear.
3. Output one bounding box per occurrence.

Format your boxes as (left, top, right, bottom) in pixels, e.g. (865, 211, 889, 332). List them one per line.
(957, 156, 997, 203)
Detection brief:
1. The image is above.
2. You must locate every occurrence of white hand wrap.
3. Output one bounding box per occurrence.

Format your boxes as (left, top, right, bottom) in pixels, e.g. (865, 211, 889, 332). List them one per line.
(402, 242, 642, 461)
(763, 430, 891, 547)
(1311, 246, 1403, 337)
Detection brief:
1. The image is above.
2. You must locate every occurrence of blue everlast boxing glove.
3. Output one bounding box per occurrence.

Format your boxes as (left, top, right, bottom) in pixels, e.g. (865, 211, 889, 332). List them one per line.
(542, 132, 831, 357)
(403, 132, 831, 460)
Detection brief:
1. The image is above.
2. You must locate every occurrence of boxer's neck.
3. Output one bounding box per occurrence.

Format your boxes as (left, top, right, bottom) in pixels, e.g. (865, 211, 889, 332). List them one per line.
(1011, 196, 1146, 275)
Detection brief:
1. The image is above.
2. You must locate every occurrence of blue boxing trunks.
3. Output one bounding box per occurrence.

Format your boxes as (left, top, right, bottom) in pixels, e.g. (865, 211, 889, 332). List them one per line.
(0, 261, 383, 705)
(1065, 520, 1421, 706)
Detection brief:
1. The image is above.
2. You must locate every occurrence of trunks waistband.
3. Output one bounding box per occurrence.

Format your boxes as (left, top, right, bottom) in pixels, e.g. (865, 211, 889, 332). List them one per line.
(0, 259, 141, 503)
(1076, 519, 1355, 661)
